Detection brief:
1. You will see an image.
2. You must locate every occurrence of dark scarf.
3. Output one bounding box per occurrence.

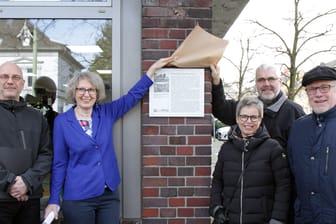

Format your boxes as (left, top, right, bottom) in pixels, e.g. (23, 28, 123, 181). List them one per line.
(259, 91, 287, 118)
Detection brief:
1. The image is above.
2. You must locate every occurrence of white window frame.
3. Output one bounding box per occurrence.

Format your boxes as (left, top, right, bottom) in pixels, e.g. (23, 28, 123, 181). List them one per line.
(0, 0, 142, 220)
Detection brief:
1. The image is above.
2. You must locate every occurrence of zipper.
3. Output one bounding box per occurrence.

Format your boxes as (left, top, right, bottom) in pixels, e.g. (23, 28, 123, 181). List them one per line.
(19, 130, 27, 150)
(240, 151, 244, 224)
(325, 146, 330, 175)
(240, 140, 248, 224)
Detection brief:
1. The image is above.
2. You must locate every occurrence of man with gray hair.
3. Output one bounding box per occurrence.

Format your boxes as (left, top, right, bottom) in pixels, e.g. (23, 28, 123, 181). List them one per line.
(210, 63, 305, 149)
(288, 65, 336, 223)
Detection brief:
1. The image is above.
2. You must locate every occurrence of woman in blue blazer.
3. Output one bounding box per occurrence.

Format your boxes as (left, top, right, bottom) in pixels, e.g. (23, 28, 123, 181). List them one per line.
(44, 56, 174, 224)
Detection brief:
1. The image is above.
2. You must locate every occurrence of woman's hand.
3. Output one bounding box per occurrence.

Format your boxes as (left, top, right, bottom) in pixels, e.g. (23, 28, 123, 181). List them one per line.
(146, 56, 175, 78)
(44, 204, 60, 221)
(210, 64, 221, 85)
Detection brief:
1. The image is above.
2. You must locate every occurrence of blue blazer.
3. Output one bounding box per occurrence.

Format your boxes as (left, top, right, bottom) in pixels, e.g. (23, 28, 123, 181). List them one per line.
(48, 75, 153, 205)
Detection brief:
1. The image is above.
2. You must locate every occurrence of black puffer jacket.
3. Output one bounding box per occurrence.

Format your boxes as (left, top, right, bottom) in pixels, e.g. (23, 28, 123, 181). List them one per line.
(0, 99, 52, 200)
(210, 125, 291, 224)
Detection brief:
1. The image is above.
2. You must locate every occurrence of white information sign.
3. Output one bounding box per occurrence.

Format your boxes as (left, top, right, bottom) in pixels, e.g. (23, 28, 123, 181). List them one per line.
(149, 68, 204, 117)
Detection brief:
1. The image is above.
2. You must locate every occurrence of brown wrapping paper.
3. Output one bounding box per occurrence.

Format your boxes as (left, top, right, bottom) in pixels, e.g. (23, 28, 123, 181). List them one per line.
(171, 25, 229, 67)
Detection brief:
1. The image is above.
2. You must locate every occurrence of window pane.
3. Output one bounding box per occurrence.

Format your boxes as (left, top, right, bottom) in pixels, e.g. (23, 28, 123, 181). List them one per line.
(0, 19, 112, 114)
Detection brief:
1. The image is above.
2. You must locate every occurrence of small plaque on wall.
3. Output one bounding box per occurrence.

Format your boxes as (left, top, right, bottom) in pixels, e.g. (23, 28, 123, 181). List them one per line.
(149, 68, 204, 117)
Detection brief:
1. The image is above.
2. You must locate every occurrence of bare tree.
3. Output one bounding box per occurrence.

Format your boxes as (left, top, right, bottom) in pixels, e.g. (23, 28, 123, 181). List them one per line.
(222, 39, 256, 100)
(254, 0, 336, 100)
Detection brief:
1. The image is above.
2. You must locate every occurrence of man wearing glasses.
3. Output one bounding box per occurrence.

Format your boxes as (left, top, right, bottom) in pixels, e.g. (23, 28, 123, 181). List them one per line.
(0, 62, 52, 224)
(287, 65, 336, 224)
(210, 64, 305, 149)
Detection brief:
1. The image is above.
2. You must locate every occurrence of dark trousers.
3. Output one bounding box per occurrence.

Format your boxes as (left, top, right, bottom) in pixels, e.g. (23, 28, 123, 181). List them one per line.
(62, 188, 120, 224)
(0, 198, 40, 224)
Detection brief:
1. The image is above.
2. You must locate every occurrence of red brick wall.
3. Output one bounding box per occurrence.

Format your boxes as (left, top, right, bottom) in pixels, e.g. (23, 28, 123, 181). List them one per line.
(142, 1, 213, 223)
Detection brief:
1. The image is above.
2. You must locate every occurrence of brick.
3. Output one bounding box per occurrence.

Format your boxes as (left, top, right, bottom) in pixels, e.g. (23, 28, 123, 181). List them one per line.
(188, 136, 212, 145)
(169, 136, 186, 145)
(143, 208, 159, 217)
(143, 126, 160, 135)
(168, 117, 185, 124)
(186, 156, 210, 165)
(142, 115, 169, 125)
(144, 7, 172, 17)
(142, 50, 171, 61)
(168, 178, 185, 186)
(143, 167, 160, 176)
(194, 187, 211, 197)
(160, 188, 177, 197)
(143, 135, 168, 145)
(186, 116, 212, 124)
(186, 197, 209, 206)
(160, 40, 178, 49)
(143, 156, 168, 166)
(177, 208, 194, 217)
(160, 146, 176, 155)
(177, 126, 194, 135)
(177, 167, 194, 176)
(169, 197, 185, 207)
(143, 146, 160, 155)
(142, 18, 161, 28)
(143, 188, 159, 197)
(195, 207, 210, 217)
(195, 167, 211, 176)
(143, 177, 168, 187)
(142, 219, 167, 224)
(143, 198, 168, 207)
(169, 29, 187, 39)
(186, 218, 211, 224)
(143, 28, 169, 38)
(160, 125, 177, 135)
(195, 125, 212, 134)
(186, 177, 211, 186)
(142, 39, 160, 49)
(187, 8, 211, 18)
(168, 157, 186, 166)
(161, 167, 177, 176)
(178, 187, 194, 196)
(195, 146, 211, 155)
(168, 219, 185, 224)
(176, 146, 193, 155)
(160, 208, 176, 217)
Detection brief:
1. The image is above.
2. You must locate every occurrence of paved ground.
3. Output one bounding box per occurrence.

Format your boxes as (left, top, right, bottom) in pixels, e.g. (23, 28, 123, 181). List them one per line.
(211, 137, 225, 173)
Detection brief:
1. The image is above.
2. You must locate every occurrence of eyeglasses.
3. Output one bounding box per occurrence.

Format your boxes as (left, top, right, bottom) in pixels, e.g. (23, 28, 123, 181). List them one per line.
(76, 87, 97, 95)
(256, 77, 279, 83)
(305, 83, 336, 96)
(238, 114, 260, 122)
(0, 74, 23, 82)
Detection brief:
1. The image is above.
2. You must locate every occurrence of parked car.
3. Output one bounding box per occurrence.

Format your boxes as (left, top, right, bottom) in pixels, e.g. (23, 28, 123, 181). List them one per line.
(215, 126, 230, 141)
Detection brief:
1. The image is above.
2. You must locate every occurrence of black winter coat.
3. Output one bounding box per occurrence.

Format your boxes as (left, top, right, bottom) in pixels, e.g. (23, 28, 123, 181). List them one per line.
(210, 125, 291, 224)
(0, 99, 52, 200)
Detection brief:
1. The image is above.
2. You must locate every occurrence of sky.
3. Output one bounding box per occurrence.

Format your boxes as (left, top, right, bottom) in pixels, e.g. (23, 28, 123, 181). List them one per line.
(219, 0, 336, 82)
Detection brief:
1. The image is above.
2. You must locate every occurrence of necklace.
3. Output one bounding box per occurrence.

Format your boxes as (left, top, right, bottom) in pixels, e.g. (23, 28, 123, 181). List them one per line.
(75, 107, 92, 119)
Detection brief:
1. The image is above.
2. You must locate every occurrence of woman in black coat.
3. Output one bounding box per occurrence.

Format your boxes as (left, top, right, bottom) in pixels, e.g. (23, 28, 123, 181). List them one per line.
(210, 96, 291, 224)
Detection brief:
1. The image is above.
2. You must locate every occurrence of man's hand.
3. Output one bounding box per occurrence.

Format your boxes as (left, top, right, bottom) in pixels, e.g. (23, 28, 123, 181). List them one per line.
(9, 176, 28, 201)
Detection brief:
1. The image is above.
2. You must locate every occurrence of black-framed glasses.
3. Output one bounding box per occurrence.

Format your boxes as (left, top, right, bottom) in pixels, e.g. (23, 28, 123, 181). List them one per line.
(256, 77, 279, 83)
(0, 74, 23, 82)
(305, 83, 336, 96)
(238, 114, 260, 122)
(76, 87, 97, 95)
